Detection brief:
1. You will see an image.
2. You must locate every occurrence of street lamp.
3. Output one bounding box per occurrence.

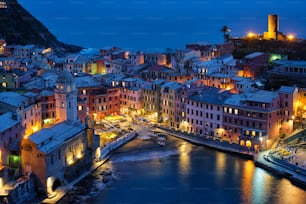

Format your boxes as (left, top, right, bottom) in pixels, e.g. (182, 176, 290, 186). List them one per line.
(287, 34, 295, 41)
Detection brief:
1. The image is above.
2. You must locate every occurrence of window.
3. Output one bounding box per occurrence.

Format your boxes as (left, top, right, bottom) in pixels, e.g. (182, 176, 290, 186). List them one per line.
(78, 105, 83, 111)
(234, 109, 238, 115)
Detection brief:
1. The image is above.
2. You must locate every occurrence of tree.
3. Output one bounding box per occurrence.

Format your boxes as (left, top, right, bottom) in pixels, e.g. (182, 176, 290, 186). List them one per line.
(221, 25, 231, 42)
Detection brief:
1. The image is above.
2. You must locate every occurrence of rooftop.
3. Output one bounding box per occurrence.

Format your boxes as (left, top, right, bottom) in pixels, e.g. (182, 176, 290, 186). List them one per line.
(188, 87, 232, 105)
(0, 112, 21, 133)
(279, 86, 297, 94)
(225, 90, 278, 106)
(274, 60, 306, 68)
(0, 92, 27, 107)
(245, 52, 264, 59)
(29, 121, 86, 154)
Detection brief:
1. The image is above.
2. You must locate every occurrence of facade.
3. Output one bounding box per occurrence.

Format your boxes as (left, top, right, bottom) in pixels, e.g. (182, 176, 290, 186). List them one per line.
(237, 52, 269, 79)
(160, 82, 184, 128)
(0, 92, 42, 138)
(142, 80, 166, 122)
(268, 60, 306, 87)
(21, 121, 94, 189)
(65, 55, 89, 74)
(223, 90, 283, 150)
(186, 88, 231, 136)
(55, 71, 78, 124)
(128, 51, 144, 66)
(120, 87, 143, 117)
(41, 90, 56, 127)
(0, 112, 24, 168)
(144, 53, 167, 66)
(78, 86, 121, 121)
(278, 86, 299, 136)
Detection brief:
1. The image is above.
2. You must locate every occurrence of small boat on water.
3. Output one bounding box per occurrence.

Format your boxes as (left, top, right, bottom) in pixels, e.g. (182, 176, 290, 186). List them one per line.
(157, 140, 166, 146)
(157, 136, 166, 146)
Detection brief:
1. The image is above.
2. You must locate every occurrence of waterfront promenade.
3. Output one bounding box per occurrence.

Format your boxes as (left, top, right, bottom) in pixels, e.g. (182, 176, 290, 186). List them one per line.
(155, 125, 255, 159)
(155, 125, 306, 188)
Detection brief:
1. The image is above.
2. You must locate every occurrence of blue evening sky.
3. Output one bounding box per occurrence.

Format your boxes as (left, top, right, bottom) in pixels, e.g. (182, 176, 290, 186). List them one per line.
(18, 0, 306, 50)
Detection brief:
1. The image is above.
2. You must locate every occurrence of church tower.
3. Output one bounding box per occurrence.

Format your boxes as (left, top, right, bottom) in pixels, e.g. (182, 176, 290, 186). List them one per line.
(55, 70, 78, 123)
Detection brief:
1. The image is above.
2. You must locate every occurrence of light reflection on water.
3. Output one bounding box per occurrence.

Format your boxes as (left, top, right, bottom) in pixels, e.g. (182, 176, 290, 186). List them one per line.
(87, 141, 306, 204)
(178, 142, 191, 176)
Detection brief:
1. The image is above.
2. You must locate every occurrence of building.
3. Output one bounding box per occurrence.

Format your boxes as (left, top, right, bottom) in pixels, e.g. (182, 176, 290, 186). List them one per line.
(0, 92, 42, 138)
(128, 51, 144, 66)
(120, 87, 143, 117)
(55, 71, 78, 124)
(186, 87, 231, 136)
(21, 71, 99, 192)
(263, 14, 286, 41)
(0, 112, 24, 168)
(237, 52, 269, 79)
(41, 90, 56, 127)
(144, 52, 167, 66)
(278, 86, 299, 136)
(267, 60, 306, 87)
(142, 80, 167, 122)
(65, 55, 89, 74)
(223, 90, 283, 150)
(160, 81, 184, 128)
(78, 86, 121, 121)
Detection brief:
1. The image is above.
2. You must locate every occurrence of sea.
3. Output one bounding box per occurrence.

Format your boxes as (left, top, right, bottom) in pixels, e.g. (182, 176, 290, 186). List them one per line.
(59, 137, 306, 204)
(18, 0, 306, 51)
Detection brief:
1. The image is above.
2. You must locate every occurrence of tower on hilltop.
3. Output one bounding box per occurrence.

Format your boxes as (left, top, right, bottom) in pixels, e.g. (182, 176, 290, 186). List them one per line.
(264, 14, 286, 40)
(55, 70, 78, 124)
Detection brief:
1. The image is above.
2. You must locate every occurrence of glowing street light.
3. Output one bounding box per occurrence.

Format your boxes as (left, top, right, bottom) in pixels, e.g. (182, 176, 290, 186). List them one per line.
(287, 34, 295, 41)
(247, 32, 256, 38)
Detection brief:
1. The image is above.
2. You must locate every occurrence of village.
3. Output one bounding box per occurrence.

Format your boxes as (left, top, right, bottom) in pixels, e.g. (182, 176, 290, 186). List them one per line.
(0, 13, 306, 203)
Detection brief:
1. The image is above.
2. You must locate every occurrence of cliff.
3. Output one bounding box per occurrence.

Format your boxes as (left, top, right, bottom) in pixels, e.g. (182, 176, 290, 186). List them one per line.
(0, 0, 82, 54)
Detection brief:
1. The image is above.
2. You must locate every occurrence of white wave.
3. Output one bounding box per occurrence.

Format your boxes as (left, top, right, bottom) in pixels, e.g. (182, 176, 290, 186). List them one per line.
(110, 149, 179, 163)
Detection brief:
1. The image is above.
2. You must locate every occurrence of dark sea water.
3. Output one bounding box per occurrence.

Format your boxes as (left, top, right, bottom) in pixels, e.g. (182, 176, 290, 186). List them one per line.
(19, 0, 306, 51)
(86, 141, 306, 204)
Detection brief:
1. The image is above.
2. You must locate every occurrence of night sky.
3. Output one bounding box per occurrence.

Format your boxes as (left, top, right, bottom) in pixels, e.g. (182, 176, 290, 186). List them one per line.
(18, 0, 306, 49)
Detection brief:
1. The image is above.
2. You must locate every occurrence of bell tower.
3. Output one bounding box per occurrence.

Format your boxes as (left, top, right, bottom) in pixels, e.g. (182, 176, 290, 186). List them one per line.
(55, 70, 78, 123)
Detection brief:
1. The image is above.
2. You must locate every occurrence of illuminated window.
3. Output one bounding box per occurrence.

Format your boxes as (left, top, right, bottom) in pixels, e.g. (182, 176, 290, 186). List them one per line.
(224, 107, 227, 113)
(82, 90, 86, 95)
(245, 130, 250, 135)
(229, 108, 232, 114)
(234, 109, 238, 115)
(61, 102, 65, 108)
(2, 82, 6, 87)
(182, 112, 185, 117)
(78, 105, 83, 111)
(252, 131, 256, 136)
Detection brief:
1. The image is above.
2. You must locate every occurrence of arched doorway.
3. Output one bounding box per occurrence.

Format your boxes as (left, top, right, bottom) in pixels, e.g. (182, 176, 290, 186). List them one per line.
(52, 179, 61, 191)
(240, 140, 245, 146)
(246, 140, 252, 147)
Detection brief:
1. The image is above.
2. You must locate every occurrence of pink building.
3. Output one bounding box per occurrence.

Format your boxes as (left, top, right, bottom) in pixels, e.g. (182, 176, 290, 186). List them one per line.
(185, 87, 231, 136)
(278, 86, 299, 136)
(0, 112, 24, 168)
(120, 87, 143, 117)
(223, 90, 282, 150)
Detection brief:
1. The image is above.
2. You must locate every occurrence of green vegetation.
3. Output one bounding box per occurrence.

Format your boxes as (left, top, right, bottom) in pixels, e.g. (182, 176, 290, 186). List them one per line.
(232, 38, 306, 60)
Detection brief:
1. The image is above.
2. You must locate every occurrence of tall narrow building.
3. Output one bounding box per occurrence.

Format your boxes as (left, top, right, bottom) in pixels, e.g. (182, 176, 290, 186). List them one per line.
(55, 70, 78, 123)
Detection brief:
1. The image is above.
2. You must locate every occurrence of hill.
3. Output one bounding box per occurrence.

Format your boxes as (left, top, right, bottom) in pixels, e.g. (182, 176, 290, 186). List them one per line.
(0, 0, 82, 54)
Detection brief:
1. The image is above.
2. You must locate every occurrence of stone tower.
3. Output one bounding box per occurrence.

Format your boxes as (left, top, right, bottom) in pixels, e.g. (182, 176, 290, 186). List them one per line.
(55, 70, 78, 123)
